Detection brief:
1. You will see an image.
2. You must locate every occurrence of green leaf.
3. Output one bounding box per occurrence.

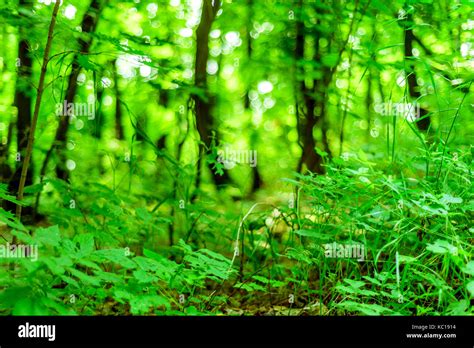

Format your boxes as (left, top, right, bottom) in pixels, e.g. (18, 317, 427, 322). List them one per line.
(60, 275, 79, 288)
(93, 248, 137, 269)
(24, 183, 45, 194)
(35, 225, 61, 247)
(134, 255, 162, 271)
(77, 54, 99, 71)
(285, 248, 313, 264)
(133, 269, 158, 283)
(447, 300, 470, 315)
(136, 207, 152, 222)
(13, 297, 48, 315)
(344, 279, 366, 289)
(337, 301, 395, 315)
(252, 275, 285, 288)
(40, 296, 77, 315)
(129, 295, 170, 314)
(0, 208, 27, 231)
(43, 257, 67, 276)
(67, 267, 102, 286)
(94, 270, 123, 284)
(11, 230, 35, 244)
(234, 282, 267, 292)
(466, 281, 474, 297)
(76, 259, 101, 271)
(294, 229, 330, 240)
(398, 255, 417, 263)
(0, 286, 32, 309)
(426, 240, 458, 255)
(74, 233, 95, 256)
(461, 261, 474, 276)
(0, 184, 23, 204)
(439, 194, 463, 205)
(199, 248, 232, 264)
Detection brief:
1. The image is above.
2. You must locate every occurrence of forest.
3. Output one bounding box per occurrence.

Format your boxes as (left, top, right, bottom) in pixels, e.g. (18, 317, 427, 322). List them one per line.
(0, 0, 473, 317)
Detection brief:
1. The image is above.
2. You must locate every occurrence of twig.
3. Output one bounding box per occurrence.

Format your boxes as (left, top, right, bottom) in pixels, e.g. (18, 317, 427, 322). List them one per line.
(228, 202, 265, 272)
(16, 0, 61, 221)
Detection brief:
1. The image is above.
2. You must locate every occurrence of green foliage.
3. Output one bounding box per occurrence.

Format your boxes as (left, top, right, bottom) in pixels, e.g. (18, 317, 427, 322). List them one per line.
(0, 0, 472, 317)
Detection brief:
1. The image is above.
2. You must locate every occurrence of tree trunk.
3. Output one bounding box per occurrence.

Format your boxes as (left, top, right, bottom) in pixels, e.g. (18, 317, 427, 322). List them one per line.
(41, 0, 102, 182)
(404, 11, 430, 132)
(0, 121, 13, 186)
(246, 0, 262, 192)
(193, 0, 230, 189)
(16, 0, 61, 222)
(295, 1, 324, 174)
(6, 0, 34, 217)
(113, 59, 125, 140)
(92, 76, 105, 140)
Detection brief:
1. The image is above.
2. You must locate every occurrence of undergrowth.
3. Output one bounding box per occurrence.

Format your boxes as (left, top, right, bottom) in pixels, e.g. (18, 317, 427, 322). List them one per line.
(0, 147, 472, 316)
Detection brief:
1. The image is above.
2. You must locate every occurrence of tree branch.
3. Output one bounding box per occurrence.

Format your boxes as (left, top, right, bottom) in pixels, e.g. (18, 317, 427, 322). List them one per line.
(16, 0, 61, 220)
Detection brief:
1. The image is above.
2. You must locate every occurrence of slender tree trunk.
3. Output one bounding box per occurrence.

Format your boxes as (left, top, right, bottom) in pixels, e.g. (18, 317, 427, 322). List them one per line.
(168, 98, 193, 245)
(338, 44, 355, 156)
(318, 90, 331, 159)
(245, 0, 262, 192)
(7, 0, 34, 217)
(404, 11, 430, 132)
(193, 0, 230, 189)
(41, 0, 102, 182)
(92, 73, 105, 140)
(113, 59, 125, 140)
(0, 121, 13, 186)
(16, 0, 61, 222)
(295, 0, 324, 174)
(365, 68, 373, 139)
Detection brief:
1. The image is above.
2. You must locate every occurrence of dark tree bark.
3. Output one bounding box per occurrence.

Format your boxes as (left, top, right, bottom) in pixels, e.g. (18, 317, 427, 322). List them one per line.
(16, 0, 61, 222)
(0, 121, 13, 186)
(404, 11, 430, 132)
(365, 68, 373, 138)
(193, 0, 230, 189)
(92, 74, 105, 140)
(93, 90, 105, 140)
(6, 0, 34, 217)
(245, 0, 262, 192)
(113, 59, 125, 140)
(41, 0, 102, 182)
(13, 40, 33, 186)
(295, 0, 324, 174)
